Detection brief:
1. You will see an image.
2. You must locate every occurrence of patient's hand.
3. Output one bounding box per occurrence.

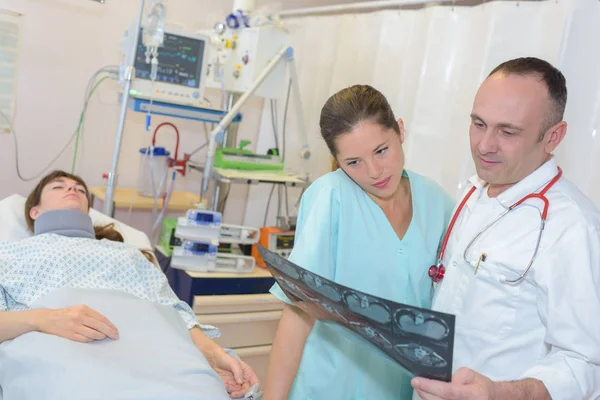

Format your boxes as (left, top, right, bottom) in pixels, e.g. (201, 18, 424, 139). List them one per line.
(213, 350, 260, 398)
(35, 305, 119, 343)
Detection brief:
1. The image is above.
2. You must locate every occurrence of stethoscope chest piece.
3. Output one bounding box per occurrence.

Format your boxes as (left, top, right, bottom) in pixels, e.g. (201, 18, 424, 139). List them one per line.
(428, 263, 445, 283)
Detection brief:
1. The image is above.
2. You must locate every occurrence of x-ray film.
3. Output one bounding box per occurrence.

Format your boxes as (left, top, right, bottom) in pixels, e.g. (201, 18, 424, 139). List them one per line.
(257, 245, 455, 382)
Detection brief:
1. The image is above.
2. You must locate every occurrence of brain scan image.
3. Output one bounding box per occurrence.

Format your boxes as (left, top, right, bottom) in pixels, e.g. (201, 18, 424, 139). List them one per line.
(301, 271, 342, 302)
(394, 309, 450, 341)
(343, 291, 392, 325)
(261, 245, 455, 381)
(394, 343, 447, 368)
(280, 262, 300, 280)
(349, 321, 392, 348)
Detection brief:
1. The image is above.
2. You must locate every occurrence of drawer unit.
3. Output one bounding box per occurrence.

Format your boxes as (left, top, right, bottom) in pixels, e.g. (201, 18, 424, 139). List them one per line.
(192, 288, 284, 384)
(197, 310, 282, 348)
(194, 293, 284, 314)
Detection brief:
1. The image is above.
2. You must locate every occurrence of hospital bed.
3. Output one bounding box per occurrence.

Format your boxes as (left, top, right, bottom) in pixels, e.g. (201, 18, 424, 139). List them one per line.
(0, 194, 258, 400)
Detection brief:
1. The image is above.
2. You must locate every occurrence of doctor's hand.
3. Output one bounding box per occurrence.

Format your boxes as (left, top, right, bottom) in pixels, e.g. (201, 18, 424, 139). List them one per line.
(411, 367, 495, 400)
(212, 349, 260, 398)
(34, 305, 119, 343)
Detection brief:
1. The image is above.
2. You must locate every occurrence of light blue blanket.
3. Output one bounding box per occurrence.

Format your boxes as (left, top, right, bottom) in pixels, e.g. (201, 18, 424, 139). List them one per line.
(0, 288, 230, 400)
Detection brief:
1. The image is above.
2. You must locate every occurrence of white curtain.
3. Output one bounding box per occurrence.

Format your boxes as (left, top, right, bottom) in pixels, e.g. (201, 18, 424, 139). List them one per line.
(555, 0, 600, 208)
(242, 0, 600, 227)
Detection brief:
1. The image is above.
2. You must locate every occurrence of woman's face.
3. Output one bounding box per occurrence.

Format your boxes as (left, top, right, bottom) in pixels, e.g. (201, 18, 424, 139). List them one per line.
(29, 177, 89, 221)
(335, 118, 405, 201)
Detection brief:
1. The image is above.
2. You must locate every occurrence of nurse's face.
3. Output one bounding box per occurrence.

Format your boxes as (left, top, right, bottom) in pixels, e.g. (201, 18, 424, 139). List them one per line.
(334, 118, 405, 200)
(469, 72, 566, 196)
(29, 177, 89, 221)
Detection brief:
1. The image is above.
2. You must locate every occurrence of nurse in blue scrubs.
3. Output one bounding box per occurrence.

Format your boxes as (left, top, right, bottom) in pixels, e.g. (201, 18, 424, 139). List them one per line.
(262, 85, 454, 400)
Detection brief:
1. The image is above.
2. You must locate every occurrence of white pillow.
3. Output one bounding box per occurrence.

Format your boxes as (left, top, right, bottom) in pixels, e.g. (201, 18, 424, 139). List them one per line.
(0, 194, 152, 250)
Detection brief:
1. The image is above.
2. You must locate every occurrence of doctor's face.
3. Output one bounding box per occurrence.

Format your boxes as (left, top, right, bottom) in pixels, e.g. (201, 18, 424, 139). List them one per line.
(29, 177, 90, 221)
(335, 119, 406, 201)
(469, 72, 565, 196)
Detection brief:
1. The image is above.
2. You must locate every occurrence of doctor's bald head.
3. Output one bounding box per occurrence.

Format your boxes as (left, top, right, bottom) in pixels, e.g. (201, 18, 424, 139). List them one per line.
(487, 57, 567, 140)
(469, 58, 568, 196)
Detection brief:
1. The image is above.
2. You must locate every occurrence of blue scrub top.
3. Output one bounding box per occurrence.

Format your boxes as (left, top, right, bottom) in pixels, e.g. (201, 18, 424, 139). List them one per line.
(271, 168, 454, 400)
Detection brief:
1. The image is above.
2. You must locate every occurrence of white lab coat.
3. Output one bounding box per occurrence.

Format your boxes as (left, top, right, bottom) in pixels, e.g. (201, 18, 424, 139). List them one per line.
(430, 157, 600, 399)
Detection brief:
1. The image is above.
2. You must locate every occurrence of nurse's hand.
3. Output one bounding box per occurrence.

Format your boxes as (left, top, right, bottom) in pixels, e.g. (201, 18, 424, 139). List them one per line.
(213, 349, 260, 398)
(411, 367, 494, 400)
(34, 305, 119, 343)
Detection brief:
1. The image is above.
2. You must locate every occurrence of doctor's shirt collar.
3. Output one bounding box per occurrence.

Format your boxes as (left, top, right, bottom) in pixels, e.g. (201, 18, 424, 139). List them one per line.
(466, 157, 560, 210)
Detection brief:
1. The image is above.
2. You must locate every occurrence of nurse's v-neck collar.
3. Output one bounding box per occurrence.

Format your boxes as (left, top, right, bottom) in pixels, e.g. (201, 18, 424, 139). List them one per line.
(362, 169, 415, 244)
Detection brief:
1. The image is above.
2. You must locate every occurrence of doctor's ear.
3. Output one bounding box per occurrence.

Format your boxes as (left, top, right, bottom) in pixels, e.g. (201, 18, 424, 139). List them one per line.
(543, 121, 567, 154)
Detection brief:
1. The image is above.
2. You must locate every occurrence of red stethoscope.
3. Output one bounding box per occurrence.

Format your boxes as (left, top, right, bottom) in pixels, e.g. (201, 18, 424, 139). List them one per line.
(429, 167, 563, 284)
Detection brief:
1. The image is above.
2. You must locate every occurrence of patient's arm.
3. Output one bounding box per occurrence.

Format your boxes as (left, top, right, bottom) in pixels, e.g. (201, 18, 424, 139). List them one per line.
(0, 310, 40, 343)
(0, 305, 119, 344)
(189, 326, 259, 398)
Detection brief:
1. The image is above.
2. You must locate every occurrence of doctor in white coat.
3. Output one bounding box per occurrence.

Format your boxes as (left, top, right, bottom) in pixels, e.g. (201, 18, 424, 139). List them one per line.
(412, 57, 600, 399)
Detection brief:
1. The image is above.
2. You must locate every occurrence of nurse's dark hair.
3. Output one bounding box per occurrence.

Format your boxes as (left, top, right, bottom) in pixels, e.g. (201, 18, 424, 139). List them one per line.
(488, 57, 567, 140)
(320, 84, 399, 158)
(25, 170, 155, 263)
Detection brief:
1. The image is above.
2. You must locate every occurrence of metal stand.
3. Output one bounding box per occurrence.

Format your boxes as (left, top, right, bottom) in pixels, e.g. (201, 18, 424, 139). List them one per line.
(200, 46, 311, 211)
(216, 92, 241, 214)
(103, 0, 146, 217)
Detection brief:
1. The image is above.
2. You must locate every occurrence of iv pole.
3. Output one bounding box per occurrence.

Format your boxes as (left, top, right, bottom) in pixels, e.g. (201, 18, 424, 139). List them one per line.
(103, 0, 146, 217)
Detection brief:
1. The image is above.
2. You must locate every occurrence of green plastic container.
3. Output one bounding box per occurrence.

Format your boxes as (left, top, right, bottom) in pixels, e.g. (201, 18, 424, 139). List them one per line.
(159, 218, 181, 256)
(214, 140, 284, 171)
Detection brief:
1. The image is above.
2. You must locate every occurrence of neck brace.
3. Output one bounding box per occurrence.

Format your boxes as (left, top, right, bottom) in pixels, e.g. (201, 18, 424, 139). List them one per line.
(34, 209, 95, 239)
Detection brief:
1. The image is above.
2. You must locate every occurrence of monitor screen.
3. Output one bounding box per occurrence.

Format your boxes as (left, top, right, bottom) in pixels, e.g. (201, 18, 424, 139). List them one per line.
(191, 242, 210, 253)
(134, 30, 205, 88)
(195, 213, 214, 223)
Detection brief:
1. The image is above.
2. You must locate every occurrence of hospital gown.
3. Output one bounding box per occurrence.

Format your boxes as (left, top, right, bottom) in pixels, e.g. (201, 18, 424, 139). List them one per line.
(0, 234, 198, 329)
(271, 169, 454, 400)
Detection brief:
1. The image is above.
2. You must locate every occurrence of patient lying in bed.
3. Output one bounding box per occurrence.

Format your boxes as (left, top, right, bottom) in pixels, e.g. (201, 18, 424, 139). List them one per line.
(0, 170, 259, 400)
